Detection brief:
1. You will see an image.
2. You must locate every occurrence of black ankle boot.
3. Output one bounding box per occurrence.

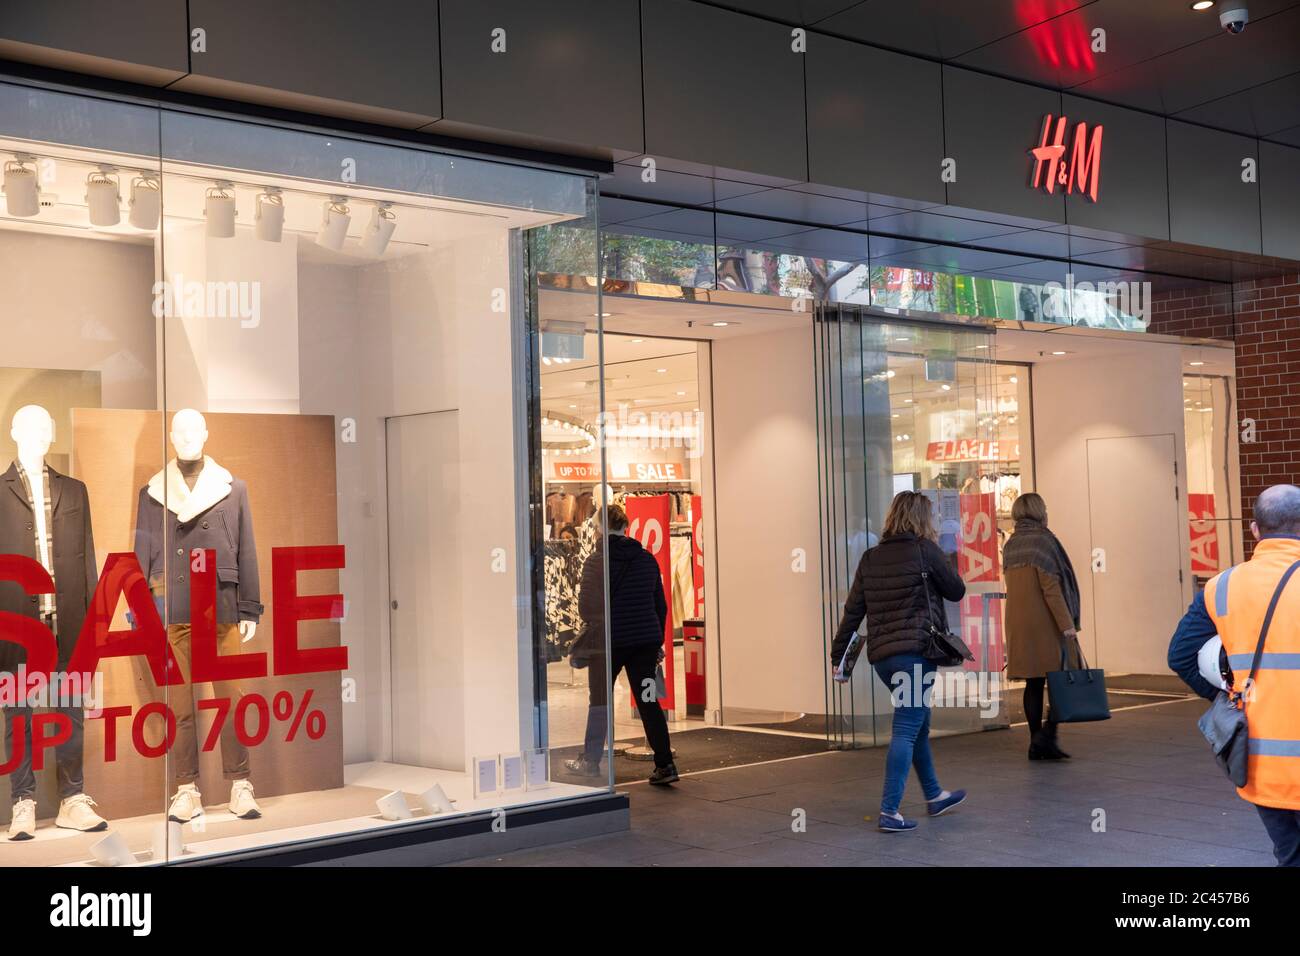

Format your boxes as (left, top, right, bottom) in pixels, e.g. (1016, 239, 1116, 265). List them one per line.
(1029, 730, 1065, 761)
(1043, 724, 1070, 759)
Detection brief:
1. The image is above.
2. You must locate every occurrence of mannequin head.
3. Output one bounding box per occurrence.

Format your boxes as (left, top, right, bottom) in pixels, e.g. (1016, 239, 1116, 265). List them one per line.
(170, 408, 208, 462)
(11, 405, 54, 465)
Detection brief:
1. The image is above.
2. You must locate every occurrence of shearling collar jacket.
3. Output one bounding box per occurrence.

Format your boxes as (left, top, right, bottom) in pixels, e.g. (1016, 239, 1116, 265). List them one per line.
(132, 457, 263, 625)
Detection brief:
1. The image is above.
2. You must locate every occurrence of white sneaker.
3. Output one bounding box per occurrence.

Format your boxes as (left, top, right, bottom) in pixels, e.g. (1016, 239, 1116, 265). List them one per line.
(229, 780, 261, 819)
(167, 784, 204, 823)
(7, 798, 36, 841)
(55, 794, 107, 832)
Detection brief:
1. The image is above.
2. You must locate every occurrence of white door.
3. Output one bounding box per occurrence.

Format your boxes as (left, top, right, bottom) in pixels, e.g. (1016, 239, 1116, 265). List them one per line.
(1086, 434, 1184, 675)
(386, 411, 463, 769)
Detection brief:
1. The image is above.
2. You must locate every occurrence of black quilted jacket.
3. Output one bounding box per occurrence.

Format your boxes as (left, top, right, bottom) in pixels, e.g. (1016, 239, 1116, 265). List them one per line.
(830, 533, 966, 666)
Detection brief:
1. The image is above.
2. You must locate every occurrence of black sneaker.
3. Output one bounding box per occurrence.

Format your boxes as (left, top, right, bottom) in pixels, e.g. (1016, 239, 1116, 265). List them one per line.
(648, 763, 679, 786)
(564, 756, 602, 778)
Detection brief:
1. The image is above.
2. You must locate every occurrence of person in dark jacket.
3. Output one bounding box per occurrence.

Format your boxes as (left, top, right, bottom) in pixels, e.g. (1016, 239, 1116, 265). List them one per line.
(567, 504, 678, 785)
(1002, 493, 1082, 761)
(830, 491, 967, 832)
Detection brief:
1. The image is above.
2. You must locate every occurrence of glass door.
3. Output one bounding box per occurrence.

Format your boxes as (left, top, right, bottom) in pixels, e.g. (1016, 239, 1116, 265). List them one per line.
(815, 305, 1007, 749)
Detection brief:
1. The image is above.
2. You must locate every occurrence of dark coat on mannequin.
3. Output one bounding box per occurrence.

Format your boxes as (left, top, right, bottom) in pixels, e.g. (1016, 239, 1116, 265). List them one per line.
(132, 457, 263, 626)
(0, 463, 97, 670)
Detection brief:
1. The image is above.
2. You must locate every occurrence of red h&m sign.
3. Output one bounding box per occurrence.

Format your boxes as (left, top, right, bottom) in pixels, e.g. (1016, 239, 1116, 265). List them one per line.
(1030, 114, 1103, 202)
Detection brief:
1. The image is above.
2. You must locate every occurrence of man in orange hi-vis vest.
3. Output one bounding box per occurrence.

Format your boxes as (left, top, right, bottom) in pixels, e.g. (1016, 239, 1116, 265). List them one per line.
(1169, 484, 1300, 867)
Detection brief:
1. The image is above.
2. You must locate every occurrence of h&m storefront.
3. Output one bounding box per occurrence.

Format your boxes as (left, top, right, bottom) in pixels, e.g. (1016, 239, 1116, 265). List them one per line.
(0, 74, 1252, 866)
(0, 78, 625, 865)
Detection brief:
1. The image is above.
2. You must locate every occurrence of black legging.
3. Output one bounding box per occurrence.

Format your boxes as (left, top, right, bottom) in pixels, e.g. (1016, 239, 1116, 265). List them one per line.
(1023, 677, 1056, 737)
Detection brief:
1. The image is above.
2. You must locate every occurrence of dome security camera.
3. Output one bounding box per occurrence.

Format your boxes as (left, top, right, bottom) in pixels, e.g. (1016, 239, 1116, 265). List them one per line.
(1219, 6, 1249, 33)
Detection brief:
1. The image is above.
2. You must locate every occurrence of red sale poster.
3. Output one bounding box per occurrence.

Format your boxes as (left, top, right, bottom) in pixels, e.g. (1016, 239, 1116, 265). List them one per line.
(1188, 492, 1220, 575)
(959, 493, 1000, 583)
(959, 493, 1002, 672)
(625, 494, 674, 712)
(691, 494, 704, 618)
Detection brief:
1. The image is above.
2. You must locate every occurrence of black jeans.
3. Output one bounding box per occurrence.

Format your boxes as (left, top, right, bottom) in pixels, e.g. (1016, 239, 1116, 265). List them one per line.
(581, 643, 673, 769)
(3, 704, 85, 801)
(1256, 805, 1300, 867)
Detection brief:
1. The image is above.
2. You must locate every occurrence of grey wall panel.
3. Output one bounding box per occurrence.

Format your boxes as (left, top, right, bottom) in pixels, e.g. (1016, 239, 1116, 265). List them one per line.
(1166, 121, 1261, 255)
(178, 0, 440, 129)
(1061, 95, 1168, 241)
(1261, 141, 1300, 261)
(437, 0, 642, 154)
(642, 0, 807, 182)
(942, 67, 1065, 225)
(0, 0, 188, 85)
(806, 33, 944, 205)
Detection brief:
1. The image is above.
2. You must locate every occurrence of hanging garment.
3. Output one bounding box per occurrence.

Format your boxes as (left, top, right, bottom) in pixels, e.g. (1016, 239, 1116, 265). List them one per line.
(670, 533, 695, 627)
(543, 538, 582, 651)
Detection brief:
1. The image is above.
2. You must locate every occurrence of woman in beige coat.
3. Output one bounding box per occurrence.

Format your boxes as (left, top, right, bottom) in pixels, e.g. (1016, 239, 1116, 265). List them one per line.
(1003, 493, 1082, 760)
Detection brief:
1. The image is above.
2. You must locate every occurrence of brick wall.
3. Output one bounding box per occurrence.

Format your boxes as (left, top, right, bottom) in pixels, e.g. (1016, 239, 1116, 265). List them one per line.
(1150, 272, 1300, 552)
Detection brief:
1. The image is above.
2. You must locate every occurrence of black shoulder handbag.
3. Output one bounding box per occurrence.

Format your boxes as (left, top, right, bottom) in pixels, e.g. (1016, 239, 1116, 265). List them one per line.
(918, 543, 975, 668)
(1047, 636, 1111, 722)
(1198, 559, 1300, 786)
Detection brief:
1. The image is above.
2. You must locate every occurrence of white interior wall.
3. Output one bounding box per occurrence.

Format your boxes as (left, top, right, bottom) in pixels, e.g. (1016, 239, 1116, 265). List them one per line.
(0, 231, 156, 410)
(710, 324, 825, 716)
(1029, 342, 1194, 673)
(162, 225, 301, 414)
(299, 229, 528, 771)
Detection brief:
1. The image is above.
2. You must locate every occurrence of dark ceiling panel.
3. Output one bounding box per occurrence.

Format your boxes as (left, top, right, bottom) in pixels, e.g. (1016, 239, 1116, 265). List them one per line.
(1261, 141, 1300, 260)
(1267, 124, 1300, 147)
(815, 0, 1095, 60)
(694, 0, 860, 24)
(1166, 120, 1262, 255)
(1175, 71, 1300, 138)
(1072, 4, 1300, 115)
(642, 0, 809, 182)
(955, 0, 1295, 91)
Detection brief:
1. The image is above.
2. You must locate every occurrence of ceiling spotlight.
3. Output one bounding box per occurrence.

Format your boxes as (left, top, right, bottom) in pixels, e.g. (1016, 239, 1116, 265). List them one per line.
(1189, 360, 1205, 367)
(254, 187, 284, 242)
(317, 196, 351, 251)
(656, 368, 667, 373)
(205, 182, 237, 238)
(85, 168, 121, 227)
(3, 156, 39, 217)
(711, 321, 730, 327)
(127, 174, 160, 230)
(362, 202, 396, 256)
(1051, 350, 1067, 355)
(1190, 1, 1215, 9)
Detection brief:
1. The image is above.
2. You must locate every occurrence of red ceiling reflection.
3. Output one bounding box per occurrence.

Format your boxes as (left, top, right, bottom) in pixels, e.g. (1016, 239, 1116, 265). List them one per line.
(1016, 0, 1098, 74)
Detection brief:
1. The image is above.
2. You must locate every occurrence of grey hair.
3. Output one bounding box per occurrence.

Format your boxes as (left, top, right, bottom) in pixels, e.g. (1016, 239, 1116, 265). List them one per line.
(1254, 484, 1300, 535)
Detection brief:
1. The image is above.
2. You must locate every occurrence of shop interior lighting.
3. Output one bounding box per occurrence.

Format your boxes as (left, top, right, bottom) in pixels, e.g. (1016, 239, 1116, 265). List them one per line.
(85, 168, 121, 227)
(127, 174, 160, 231)
(3, 154, 40, 217)
(316, 195, 351, 251)
(204, 181, 237, 238)
(362, 202, 396, 256)
(254, 187, 284, 242)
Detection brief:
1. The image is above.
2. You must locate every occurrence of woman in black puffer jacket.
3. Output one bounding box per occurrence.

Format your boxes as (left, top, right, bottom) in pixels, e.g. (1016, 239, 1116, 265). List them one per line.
(829, 492, 968, 833)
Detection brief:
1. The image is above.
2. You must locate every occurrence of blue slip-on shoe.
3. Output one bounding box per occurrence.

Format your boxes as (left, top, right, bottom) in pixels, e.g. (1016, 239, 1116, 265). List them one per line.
(877, 813, 919, 833)
(926, 789, 967, 817)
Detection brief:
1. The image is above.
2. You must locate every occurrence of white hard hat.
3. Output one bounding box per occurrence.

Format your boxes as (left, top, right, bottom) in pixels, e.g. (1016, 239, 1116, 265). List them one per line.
(1197, 636, 1228, 691)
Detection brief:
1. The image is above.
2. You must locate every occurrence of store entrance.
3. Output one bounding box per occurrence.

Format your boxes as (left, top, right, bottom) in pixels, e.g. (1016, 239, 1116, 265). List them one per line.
(537, 289, 833, 782)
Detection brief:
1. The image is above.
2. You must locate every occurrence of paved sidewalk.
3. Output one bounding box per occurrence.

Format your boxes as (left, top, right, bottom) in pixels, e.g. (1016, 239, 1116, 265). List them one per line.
(454, 699, 1278, 867)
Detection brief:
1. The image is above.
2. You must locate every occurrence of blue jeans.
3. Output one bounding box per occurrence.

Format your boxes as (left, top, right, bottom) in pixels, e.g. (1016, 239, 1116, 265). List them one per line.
(1255, 805, 1300, 867)
(873, 653, 943, 816)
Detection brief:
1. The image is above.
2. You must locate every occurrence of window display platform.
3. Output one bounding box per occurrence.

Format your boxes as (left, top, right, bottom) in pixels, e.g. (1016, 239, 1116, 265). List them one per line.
(5, 762, 602, 867)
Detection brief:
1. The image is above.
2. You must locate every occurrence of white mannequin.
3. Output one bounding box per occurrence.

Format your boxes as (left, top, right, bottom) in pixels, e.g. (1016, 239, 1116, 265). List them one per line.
(170, 409, 256, 644)
(11, 405, 54, 575)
